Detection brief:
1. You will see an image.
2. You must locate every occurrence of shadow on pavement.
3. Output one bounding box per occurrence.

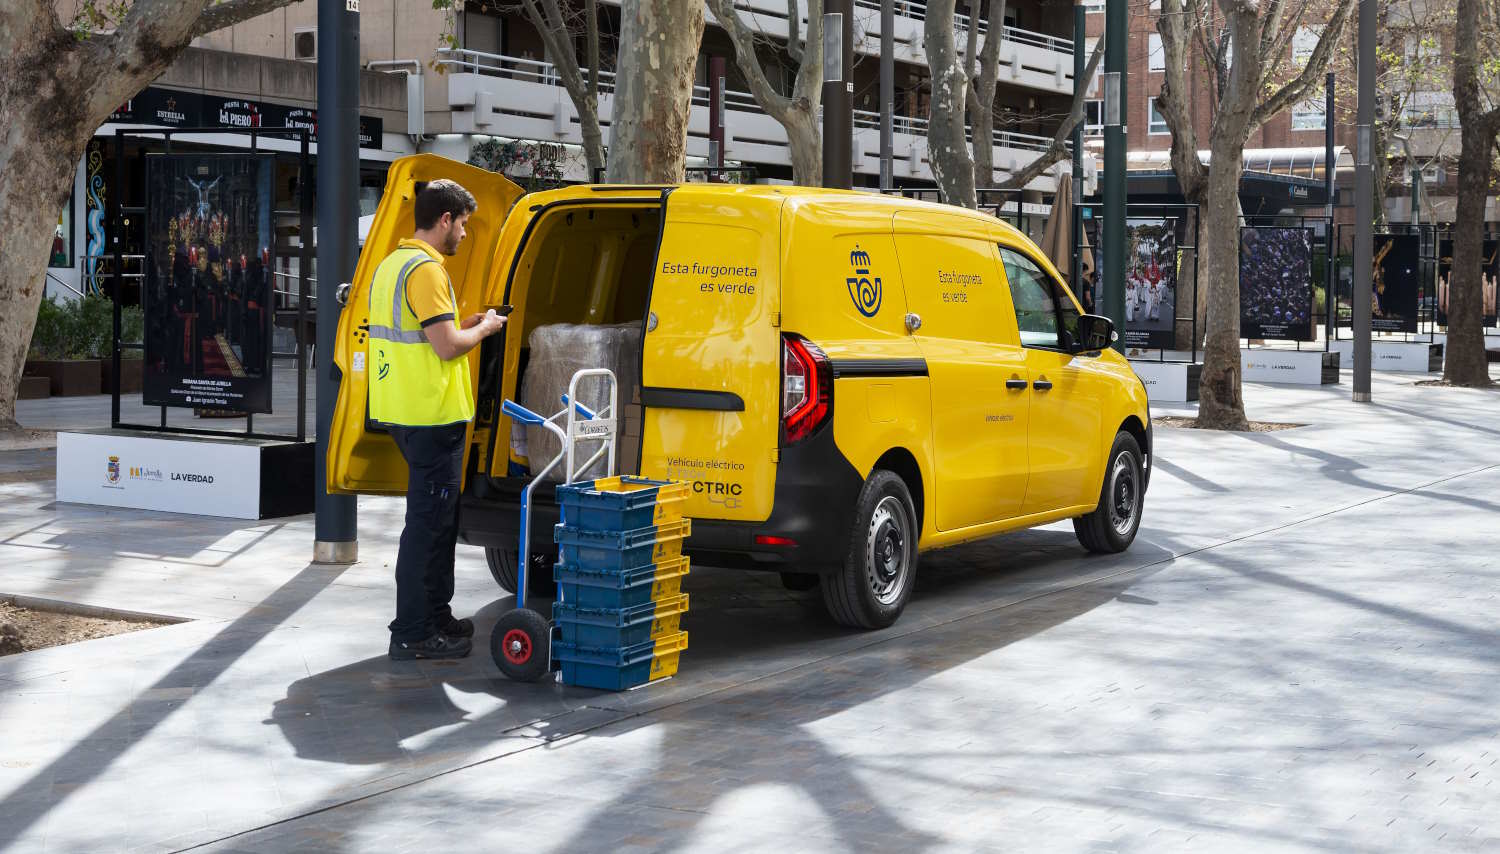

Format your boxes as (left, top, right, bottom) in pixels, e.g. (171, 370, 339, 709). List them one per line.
(250, 531, 1167, 851)
(0, 562, 347, 850)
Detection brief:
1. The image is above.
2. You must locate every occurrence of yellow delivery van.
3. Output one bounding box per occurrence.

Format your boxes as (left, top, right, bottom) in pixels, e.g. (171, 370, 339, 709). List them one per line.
(329, 155, 1151, 629)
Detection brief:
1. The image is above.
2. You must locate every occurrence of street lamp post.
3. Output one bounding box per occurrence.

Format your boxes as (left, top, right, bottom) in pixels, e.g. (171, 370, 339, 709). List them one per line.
(313, 0, 359, 563)
(1353, 0, 1375, 402)
(822, 0, 854, 189)
(1102, 0, 1127, 350)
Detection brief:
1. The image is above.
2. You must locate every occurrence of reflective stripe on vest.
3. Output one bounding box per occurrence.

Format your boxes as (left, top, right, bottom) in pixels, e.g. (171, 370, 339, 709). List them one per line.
(366, 246, 475, 426)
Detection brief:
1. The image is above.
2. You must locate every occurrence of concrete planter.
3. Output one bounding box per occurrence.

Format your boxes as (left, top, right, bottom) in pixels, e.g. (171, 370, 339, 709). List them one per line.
(18, 376, 50, 400)
(99, 359, 144, 394)
(26, 359, 103, 397)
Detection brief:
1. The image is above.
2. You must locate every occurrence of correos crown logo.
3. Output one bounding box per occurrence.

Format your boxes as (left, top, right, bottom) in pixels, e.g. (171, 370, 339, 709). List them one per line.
(846, 244, 882, 318)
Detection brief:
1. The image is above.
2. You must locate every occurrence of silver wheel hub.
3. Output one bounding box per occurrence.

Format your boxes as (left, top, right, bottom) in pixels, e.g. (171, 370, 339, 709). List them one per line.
(1107, 451, 1139, 537)
(865, 496, 911, 605)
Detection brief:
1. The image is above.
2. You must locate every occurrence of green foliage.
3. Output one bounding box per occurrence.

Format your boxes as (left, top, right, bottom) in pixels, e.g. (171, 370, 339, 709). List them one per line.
(28, 294, 143, 361)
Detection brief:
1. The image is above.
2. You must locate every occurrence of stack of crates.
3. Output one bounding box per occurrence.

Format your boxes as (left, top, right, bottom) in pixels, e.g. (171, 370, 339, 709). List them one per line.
(552, 475, 691, 690)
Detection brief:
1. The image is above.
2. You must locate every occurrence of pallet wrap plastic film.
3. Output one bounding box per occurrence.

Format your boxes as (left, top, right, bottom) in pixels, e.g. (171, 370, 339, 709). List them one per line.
(517, 322, 642, 481)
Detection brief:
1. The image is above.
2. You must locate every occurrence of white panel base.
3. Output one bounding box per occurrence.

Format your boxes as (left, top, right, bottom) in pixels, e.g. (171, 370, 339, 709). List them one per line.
(1329, 340, 1443, 372)
(56, 430, 305, 520)
(1241, 349, 1340, 385)
(1129, 360, 1201, 403)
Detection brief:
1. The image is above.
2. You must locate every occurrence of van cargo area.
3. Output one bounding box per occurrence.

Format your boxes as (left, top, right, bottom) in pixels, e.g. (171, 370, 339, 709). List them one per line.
(467, 199, 664, 534)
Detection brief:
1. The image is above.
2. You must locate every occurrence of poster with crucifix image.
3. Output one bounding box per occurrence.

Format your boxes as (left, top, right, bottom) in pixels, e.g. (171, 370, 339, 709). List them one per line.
(143, 154, 275, 413)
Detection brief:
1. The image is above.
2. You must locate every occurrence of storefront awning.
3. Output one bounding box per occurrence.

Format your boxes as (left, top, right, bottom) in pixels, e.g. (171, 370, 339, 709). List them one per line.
(1125, 146, 1352, 182)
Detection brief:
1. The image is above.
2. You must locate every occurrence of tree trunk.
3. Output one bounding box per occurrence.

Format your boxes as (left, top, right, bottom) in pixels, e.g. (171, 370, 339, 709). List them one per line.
(0, 22, 113, 431)
(1442, 119, 1495, 386)
(785, 106, 822, 186)
(1196, 140, 1250, 430)
(969, 0, 1007, 188)
(605, 0, 706, 183)
(1444, 0, 1496, 386)
(925, 0, 976, 208)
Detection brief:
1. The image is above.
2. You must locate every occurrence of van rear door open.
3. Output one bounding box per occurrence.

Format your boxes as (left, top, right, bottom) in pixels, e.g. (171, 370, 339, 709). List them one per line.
(326, 156, 523, 495)
(639, 188, 783, 522)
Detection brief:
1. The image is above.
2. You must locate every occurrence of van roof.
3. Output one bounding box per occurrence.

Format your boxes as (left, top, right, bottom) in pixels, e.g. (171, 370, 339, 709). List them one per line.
(518, 183, 1031, 245)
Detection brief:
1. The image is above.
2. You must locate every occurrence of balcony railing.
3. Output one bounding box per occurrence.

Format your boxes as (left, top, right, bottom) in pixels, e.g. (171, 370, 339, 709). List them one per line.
(850, 0, 1073, 56)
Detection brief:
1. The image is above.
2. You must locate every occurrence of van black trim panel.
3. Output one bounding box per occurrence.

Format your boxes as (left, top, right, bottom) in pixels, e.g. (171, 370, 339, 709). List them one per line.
(640, 387, 745, 412)
(459, 412, 864, 572)
(829, 357, 929, 379)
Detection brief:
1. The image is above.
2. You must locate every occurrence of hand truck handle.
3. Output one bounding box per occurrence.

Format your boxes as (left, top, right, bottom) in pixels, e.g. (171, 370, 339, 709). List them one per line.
(501, 399, 547, 426)
(559, 393, 597, 420)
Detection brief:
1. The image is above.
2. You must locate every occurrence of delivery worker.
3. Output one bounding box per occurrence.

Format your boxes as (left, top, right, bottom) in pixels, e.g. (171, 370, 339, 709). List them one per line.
(368, 179, 506, 660)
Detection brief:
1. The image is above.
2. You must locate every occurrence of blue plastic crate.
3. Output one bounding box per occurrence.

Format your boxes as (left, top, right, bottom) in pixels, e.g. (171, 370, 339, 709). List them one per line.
(553, 593, 688, 648)
(555, 631, 688, 691)
(553, 557, 690, 610)
(554, 518, 691, 573)
(557, 476, 690, 532)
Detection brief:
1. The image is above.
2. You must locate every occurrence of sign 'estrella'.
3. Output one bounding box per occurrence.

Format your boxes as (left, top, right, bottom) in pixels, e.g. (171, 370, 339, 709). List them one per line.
(847, 244, 882, 317)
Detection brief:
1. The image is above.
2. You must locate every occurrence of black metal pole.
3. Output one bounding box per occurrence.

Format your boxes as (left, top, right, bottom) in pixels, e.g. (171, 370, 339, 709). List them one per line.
(822, 0, 853, 189)
(1353, 0, 1374, 401)
(880, 0, 894, 190)
(1102, 0, 1127, 350)
(1325, 72, 1336, 354)
(1071, 0, 1085, 289)
(314, 0, 358, 563)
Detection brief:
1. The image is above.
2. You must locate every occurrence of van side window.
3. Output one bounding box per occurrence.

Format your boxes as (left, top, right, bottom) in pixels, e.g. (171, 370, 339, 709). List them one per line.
(1000, 246, 1080, 350)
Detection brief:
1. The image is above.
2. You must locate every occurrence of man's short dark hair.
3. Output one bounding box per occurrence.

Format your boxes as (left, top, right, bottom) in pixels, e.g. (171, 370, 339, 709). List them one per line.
(413, 179, 477, 230)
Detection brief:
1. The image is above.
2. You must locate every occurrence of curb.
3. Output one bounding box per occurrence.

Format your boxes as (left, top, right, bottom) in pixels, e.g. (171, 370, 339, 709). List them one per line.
(0, 593, 188, 625)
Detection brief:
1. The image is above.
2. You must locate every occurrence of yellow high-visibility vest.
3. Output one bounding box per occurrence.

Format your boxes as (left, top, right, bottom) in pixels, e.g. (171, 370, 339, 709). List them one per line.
(367, 246, 474, 426)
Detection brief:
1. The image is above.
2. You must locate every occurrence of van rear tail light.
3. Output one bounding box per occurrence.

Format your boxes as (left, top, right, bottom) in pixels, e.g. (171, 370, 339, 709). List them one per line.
(782, 334, 831, 444)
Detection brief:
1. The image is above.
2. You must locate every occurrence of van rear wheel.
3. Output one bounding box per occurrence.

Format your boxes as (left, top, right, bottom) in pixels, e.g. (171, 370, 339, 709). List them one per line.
(485, 546, 557, 600)
(1074, 431, 1144, 554)
(821, 470, 918, 629)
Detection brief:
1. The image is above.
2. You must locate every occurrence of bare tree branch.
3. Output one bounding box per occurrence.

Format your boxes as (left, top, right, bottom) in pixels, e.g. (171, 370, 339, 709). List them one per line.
(1250, 0, 1353, 128)
(1157, 0, 1207, 199)
(707, 0, 792, 121)
(993, 38, 1103, 190)
(786, 0, 804, 65)
(192, 0, 301, 40)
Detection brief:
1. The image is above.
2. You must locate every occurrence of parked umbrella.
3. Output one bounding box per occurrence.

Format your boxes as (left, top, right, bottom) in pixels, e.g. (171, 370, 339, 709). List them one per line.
(1039, 172, 1075, 280)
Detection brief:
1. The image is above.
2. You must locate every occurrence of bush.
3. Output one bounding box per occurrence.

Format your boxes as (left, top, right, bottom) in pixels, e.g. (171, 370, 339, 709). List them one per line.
(28, 294, 145, 361)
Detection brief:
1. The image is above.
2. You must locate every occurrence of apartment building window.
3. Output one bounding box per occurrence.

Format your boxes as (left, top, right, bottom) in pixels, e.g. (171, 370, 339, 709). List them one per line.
(1085, 100, 1104, 135)
(1292, 98, 1325, 130)
(1148, 34, 1164, 72)
(1148, 98, 1169, 135)
(1083, 0, 1105, 12)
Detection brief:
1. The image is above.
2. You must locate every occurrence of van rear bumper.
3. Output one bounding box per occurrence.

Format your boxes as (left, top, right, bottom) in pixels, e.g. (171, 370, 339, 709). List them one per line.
(459, 423, 863, 574)
(458, 493, 851, 574)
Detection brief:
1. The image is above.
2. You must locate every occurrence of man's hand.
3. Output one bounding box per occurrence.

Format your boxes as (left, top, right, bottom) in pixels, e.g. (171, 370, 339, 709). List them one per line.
(425, 310, 506, 361)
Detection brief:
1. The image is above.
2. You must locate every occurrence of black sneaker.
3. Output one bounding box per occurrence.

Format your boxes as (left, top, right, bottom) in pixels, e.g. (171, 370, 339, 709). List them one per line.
(438, 616, 474, 639)
(389, 633, 472, 660)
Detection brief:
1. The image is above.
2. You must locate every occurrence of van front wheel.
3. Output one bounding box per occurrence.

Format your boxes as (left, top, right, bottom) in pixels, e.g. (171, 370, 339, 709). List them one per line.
(1073, 431, 1144, 554)
(821, 470, 919, 629)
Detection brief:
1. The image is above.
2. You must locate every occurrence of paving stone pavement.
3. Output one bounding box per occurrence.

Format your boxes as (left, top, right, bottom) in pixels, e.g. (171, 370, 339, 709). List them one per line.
(1, 367, 1497, 853)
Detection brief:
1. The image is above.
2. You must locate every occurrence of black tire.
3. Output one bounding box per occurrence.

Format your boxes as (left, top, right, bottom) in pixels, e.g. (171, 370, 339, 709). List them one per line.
(821, 470, 919, 629)
(779, 572, 820, 592)
(491, 608, 551, 682)
(485, 546, 556, 601)
(1074, 431, 1145, 554)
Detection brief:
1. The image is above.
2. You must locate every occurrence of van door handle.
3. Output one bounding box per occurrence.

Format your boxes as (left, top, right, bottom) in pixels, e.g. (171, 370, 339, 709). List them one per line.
(1005, 377, 1027, 390)
(1033, 377, 1053, 391)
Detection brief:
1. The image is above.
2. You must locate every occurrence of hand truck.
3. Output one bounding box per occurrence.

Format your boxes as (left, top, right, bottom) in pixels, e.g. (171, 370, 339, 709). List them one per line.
(490, 368, 619, 681)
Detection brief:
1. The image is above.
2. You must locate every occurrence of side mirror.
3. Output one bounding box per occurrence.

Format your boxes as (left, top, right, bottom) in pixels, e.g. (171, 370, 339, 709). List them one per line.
(1071, 314, 1116, 353)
